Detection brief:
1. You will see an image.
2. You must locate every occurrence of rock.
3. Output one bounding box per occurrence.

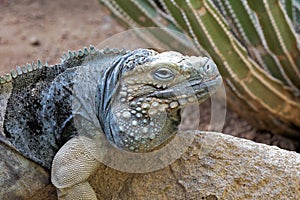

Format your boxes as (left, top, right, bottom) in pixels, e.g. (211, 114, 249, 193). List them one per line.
(89, 131, 300, 199)
(0, 142, 50, 200)
(29, 36, 40, 46)
(1, 131, 299, 199)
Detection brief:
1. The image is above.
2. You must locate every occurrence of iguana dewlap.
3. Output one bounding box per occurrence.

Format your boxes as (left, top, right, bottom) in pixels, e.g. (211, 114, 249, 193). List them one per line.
(0, 46, 221, 199)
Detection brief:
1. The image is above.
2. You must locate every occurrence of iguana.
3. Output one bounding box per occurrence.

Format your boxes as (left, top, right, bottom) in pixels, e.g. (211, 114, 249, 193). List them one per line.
(0, 46, 221, 199)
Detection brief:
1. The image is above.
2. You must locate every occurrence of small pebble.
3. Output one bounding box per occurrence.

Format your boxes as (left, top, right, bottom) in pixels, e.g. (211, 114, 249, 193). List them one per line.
(29, 36, 40, 46)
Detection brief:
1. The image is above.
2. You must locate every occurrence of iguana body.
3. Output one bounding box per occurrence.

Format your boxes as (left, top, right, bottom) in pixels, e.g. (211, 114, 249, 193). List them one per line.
(0, 46, 221, 199)
(0, 46, 133, 169)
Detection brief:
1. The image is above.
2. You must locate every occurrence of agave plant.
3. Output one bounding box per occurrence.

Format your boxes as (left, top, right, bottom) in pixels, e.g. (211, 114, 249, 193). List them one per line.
(99, 0, 300, 138)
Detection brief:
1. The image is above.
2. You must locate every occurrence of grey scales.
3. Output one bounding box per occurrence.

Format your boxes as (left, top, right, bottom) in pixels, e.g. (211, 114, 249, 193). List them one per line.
(0, 46, 221, 199)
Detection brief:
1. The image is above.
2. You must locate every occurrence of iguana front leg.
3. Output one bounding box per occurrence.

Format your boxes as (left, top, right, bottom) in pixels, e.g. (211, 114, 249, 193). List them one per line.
(51, 136, 100, 200)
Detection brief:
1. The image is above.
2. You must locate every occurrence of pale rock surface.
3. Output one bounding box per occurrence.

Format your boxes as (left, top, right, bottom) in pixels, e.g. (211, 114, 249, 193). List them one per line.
(1, 131, 299, 199)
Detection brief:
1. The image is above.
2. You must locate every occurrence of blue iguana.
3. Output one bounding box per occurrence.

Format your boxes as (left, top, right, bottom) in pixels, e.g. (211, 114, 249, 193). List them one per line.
(0, 46, 221, 199)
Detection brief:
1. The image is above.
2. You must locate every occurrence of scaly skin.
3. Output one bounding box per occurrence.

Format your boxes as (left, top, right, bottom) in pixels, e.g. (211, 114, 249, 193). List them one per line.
(0, 46, 221, 199)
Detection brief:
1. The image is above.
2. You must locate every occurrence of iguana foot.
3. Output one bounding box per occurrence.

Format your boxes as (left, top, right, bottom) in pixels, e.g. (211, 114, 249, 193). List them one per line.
(51, 136, 100, 200)
(57, 182, 97, 200)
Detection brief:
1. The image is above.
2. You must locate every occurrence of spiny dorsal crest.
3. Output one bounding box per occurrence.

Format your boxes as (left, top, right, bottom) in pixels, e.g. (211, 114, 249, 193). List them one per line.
(0, 60, 48, 85)
(0, 45, 129, 85)
(59, 45, 129, 65)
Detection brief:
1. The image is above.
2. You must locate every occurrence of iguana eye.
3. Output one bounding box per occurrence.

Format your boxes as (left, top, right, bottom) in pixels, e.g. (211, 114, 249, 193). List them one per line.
(152, 68, 175, 81)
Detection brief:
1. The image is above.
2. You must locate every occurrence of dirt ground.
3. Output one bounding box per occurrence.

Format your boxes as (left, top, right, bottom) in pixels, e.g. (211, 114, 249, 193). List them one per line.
(0, 0, 299, 152)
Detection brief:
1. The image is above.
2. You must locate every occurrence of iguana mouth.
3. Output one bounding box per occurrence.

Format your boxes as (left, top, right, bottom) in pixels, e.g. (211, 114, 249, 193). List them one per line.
(191, 75, 222, 94)
(148, 75, 222, 100)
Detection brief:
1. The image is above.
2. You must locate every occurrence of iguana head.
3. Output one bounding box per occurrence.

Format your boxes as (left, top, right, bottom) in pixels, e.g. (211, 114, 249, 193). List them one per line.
(97, 49, 221, 152)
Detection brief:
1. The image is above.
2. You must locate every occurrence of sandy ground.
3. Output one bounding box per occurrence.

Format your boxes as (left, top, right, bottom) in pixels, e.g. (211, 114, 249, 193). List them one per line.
(0, 0, 125, 69)
(0, 0, 298, 152)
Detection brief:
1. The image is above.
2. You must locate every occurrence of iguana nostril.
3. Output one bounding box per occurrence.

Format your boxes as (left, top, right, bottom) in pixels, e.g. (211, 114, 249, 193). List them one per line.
(206, 64, 210, 70)
(204, 60, 217, 75)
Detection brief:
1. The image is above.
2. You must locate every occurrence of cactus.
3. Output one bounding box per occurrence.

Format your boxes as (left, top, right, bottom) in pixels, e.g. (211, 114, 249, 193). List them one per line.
(99, 0, 300, 138)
